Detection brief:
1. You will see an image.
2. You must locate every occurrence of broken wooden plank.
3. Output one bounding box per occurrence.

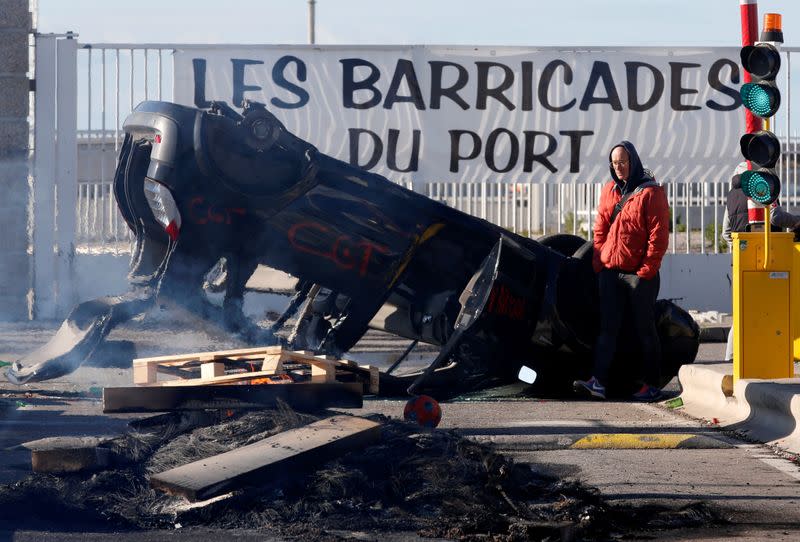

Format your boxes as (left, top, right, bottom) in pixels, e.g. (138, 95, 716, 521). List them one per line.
(260, 353, 284, 374)
(309, 358, 336, 384)
(133, 362, 158, 386)
(21, 436, 112, 473)
(134, 345, 284, 366)
(200, 362, 225, 380)
(333, 360, 380, 394)
(103, 382, 363, 413)
(131, 346, 380, 393)
(134, 347, 342, 385)
(150, 369, 289, 387)
(343, 363, 379, 394)
(150, 415, 381, 501)
(366, 365, 380, 394)
(133, 347, 285, 384)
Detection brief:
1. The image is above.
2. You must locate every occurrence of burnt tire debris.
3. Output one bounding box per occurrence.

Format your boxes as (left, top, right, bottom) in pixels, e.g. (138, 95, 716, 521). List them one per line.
(0, 408, 724, 540)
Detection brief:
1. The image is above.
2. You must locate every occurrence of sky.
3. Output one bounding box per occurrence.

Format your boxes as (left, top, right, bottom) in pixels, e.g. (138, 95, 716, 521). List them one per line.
(32, 0, 800, 147)
(35, 0, 800, 48)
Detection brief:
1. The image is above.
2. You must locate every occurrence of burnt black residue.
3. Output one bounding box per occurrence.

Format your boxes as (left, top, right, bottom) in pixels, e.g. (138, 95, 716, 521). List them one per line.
(0, 407, 725, 540)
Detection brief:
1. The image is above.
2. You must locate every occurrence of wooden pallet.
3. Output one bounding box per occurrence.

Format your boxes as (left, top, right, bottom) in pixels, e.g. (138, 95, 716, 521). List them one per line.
(132, 346, 379, 394)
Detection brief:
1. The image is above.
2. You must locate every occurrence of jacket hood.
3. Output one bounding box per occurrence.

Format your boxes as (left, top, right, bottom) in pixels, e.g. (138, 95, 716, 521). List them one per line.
(731, 161, 748, 189)
(609, 141, 651, 193)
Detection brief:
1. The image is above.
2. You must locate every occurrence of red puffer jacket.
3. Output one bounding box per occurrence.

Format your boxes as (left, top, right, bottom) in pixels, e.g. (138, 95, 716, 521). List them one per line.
(592, 179, 670, 279)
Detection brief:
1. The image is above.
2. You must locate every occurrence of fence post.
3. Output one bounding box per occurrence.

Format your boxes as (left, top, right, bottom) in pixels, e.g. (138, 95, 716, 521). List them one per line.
(527, 182, 533, 236)
(511, 182, 517, 233)
(700, 181, 706, 254)
(684, 179, 690, 254)
(55, 36, 78, 317)
(32, 34, 58, 319)
(480, 181, 486, 219)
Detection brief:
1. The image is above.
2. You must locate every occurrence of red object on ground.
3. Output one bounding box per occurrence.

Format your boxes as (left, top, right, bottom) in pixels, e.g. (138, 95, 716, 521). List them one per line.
(404, 395, 443, 428)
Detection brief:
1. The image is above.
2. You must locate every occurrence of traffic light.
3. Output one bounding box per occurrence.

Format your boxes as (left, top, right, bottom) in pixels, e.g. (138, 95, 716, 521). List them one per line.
(739, 167, 781, 205)
(740, 43, 781, 118)
(739, 14, 783, 207)
(739, 129, 780, 205)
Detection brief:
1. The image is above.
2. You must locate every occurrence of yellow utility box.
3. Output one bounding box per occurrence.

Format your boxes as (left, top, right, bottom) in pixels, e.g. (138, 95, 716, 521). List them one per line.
(793, 242, 800, 361)
(732, 232, 794, 381)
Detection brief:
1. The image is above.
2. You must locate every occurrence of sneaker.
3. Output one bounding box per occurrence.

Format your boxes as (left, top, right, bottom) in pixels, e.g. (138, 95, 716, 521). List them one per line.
(573, 376, 606, 400)
(632, 384, 662, 402)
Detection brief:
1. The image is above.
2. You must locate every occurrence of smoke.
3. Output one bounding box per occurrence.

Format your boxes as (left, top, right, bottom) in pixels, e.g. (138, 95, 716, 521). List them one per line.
(0, 155, 33, 322)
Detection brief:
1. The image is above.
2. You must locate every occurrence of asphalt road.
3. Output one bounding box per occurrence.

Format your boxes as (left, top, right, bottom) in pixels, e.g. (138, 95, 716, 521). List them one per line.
(1, 320, 800, 540)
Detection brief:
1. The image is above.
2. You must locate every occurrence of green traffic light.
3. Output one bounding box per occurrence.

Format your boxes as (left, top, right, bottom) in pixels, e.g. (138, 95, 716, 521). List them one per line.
(741, 83, 781, 118)
(741, 170, 780, 205)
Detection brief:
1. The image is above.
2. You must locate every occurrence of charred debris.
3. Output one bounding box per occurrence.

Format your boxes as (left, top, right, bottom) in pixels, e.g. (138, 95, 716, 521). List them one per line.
(0, 343, 721, 540)
(1, 404, 723, 541)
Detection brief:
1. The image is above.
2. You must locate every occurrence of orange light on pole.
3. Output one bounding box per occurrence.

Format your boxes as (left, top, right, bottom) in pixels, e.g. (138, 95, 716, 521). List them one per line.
(762, 13, 783, 41)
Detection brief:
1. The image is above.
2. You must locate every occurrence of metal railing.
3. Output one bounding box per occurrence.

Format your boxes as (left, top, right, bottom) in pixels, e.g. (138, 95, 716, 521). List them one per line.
(74, 45, 173, 253)
(75, 161, 799, 255)
(422, 177, 799, 254)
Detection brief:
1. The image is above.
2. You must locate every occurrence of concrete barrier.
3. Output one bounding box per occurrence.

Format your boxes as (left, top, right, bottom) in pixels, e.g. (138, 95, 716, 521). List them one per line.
(678, 364, 741, 421)
(678, 363, 800, 454)
(732, 378, 800, 453)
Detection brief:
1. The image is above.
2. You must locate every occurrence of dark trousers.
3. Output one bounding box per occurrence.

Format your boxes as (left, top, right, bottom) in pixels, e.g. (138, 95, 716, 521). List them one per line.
(592, 268, 661, 387)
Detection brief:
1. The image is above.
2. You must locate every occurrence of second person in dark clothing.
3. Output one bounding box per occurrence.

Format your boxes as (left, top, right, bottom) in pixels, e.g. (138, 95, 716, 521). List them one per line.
(574, 141, 671, 401)
(721, 161, 800, 362)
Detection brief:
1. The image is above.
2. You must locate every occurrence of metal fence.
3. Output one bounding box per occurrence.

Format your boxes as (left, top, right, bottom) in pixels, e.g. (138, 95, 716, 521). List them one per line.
(69, 43, 800, 255)
(73, 44, 174, 253)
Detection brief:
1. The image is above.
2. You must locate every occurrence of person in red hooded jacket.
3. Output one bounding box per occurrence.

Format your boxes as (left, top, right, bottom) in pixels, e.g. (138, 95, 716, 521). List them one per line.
(574, 141, 670, 401)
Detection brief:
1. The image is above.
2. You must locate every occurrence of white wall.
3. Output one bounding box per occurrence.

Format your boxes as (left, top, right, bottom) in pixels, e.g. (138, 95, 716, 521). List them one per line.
(659, 253, 732, 313)
(73, 252, 735, 317)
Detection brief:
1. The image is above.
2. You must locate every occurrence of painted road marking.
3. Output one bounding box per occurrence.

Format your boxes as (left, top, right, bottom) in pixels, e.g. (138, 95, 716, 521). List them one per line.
(739, 444, 800, 482)
(570, 433, 732, 450)
(506, 419, 698, 428)
(755, 456, 800, 482)
(477, 433, 732, 450)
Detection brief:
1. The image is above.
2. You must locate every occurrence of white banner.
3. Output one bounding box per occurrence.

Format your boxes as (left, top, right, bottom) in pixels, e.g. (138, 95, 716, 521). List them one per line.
(173, 45, 743, 184)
